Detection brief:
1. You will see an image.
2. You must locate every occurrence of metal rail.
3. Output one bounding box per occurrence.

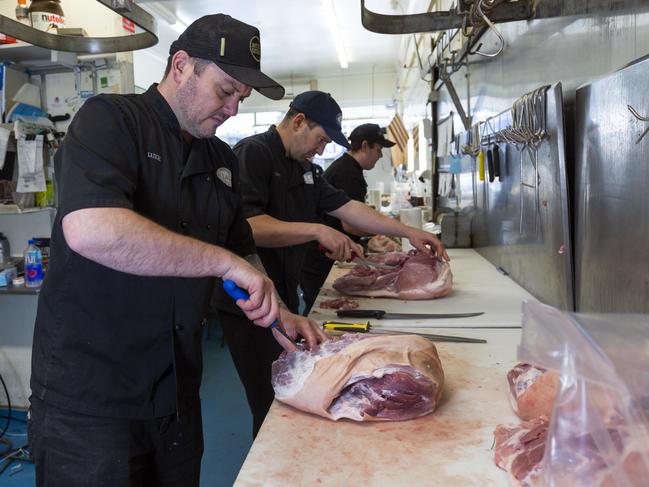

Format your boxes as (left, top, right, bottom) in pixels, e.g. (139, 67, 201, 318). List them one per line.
(0, 0, 157, 54)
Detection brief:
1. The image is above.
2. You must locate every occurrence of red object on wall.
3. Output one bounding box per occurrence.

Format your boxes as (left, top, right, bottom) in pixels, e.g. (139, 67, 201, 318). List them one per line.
(122, 17, 135, 33)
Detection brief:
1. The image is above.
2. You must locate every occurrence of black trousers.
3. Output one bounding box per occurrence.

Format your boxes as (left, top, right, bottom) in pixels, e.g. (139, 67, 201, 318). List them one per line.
(218, 310, 283, 438)
(29, 396, 203, 487)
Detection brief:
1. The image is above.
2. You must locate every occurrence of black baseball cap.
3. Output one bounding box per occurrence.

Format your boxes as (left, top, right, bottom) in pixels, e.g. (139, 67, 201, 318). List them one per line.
(349, 123, 396, 148)
(289, 91, 350, 149)
(169, 14, 285, 100)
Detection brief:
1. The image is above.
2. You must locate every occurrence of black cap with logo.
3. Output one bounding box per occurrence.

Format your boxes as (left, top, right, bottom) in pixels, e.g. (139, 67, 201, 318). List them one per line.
(169, 14, 285, 100)
(289, 90, 350, 149)
(349, 123, 396, 148)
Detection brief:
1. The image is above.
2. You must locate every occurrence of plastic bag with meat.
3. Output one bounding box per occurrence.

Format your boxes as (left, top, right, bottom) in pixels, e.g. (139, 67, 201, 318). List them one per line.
(271, 333, 444, 421)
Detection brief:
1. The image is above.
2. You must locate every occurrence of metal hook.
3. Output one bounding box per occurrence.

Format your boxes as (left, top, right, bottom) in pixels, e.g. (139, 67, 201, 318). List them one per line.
(469, 0, 505, 58)
(628, 104, 649, 144)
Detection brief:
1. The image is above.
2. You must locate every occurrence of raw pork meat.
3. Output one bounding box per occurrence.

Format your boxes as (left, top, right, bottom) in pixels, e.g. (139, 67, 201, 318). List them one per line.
(271, 333, 444, 421)
(332, 250, 452, 300)
(367, 234, 401, 253)
(495, 412, 649, 487)
(319, 297, 359, 310)
(494, 416, 548, 487)
(507, 363, 560, 420)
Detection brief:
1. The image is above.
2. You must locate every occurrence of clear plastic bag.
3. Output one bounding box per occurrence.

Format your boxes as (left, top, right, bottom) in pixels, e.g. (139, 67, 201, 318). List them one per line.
(519, 301, 649, 486)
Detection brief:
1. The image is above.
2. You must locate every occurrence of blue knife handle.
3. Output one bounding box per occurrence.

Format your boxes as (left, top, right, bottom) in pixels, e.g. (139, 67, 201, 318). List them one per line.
(223, 280, 279, 330)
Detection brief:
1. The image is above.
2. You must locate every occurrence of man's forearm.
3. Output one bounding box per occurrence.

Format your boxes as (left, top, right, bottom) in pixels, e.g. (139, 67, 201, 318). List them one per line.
(247, 214, 319, 247)
(330, 201, 413, 237)
(63, 207, 238, 278)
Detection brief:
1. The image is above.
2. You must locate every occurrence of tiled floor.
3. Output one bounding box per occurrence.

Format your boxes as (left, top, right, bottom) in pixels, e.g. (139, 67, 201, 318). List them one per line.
(0, 321, 253, 487)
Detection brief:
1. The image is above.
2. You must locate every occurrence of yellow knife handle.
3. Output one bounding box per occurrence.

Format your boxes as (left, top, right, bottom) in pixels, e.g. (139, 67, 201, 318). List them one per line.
(322, 321, 370, 332)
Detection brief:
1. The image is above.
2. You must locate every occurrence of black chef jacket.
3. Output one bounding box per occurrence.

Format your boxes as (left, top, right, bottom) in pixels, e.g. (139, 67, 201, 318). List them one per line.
(31, 84, 256, 419)
(321, 152, 368, 238)
(227, 126, 350, 312)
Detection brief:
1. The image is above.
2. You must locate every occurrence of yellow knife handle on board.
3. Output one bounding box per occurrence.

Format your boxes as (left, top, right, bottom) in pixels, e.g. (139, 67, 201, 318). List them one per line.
(322, 321, 370, 332)
(478, 150, 485, 182)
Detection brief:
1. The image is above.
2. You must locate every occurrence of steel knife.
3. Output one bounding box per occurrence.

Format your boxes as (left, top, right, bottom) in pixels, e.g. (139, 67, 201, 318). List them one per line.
(322, 321, 487, 343)
(336, 309, 484, 319)
(223, 280, 297, 347)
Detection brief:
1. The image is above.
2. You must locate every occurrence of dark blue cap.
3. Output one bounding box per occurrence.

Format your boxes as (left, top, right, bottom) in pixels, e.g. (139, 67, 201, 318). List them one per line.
(289, 91, 350, 148)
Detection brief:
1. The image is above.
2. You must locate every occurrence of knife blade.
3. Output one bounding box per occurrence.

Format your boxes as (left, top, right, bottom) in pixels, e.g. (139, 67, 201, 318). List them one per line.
(336, 309, 484, 320)
(322, 321, 486, 343)
(317, 244, 397, 270)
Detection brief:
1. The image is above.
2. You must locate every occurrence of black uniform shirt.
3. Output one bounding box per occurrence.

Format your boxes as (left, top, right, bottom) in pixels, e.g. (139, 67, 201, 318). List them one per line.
(322, 152, 367, 237)
(31, 84, 256, 418)
(230, 126, 349, 312)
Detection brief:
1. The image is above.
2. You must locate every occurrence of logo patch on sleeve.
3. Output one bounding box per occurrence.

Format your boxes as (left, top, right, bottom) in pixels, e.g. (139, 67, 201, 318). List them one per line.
(216, 167, 232, 187)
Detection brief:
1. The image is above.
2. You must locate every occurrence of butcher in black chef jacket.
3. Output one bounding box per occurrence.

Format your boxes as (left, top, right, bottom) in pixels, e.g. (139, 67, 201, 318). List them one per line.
(300, 123, 400, 315)
(214, 90, 449, 437)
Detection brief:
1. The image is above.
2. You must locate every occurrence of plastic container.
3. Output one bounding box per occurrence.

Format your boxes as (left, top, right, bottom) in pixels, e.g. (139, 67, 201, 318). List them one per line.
(15, 0, 29, 25)
(519, 301, 649, 486)
(28, 0, 65, 32)
(24, 239, 43, 288)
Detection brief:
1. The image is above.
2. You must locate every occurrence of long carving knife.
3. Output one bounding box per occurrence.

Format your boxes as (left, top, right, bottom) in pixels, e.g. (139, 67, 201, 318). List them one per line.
(322, 321, 487, 343)
(336, 309, 484, 320)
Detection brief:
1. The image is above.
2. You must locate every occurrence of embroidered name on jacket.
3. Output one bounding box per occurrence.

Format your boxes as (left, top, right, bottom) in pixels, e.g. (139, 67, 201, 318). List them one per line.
(147, 152, 161, 162)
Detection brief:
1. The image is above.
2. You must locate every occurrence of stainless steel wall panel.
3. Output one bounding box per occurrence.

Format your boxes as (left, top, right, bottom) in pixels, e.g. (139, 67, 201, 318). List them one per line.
(575, 57, 649, 312)
(472, 85, 573, 311)
(435, 4, 649, 310)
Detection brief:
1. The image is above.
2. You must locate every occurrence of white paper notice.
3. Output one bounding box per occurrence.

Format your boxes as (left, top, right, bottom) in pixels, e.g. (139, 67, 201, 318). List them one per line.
(0, 127, 10, 171)
(16, 135, 46, 192)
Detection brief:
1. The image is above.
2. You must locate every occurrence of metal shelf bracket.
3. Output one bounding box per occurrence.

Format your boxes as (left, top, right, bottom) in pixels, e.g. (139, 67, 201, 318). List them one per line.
(0, 0, 157, 54)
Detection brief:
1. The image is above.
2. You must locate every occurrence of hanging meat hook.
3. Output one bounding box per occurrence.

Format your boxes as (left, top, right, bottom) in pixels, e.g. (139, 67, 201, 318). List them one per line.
(627, 105, 649, 144)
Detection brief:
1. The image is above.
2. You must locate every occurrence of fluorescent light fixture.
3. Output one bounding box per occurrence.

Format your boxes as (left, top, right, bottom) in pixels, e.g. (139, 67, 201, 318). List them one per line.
(321, 0, 348, 69)
(142, 2, 187, 35)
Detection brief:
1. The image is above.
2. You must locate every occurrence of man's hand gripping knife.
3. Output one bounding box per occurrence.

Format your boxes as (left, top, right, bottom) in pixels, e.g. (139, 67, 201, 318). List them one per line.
(223, 280, 327, 352)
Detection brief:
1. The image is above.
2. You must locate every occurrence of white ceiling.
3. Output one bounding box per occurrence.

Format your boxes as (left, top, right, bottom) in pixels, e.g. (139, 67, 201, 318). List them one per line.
(138, 0, 406, 83)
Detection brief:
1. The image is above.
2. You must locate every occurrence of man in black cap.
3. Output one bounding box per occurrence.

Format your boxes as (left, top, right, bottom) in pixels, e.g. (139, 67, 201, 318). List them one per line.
(29, 14, 325, 486)
(299, 123, 397, 314)
(218, 91, 449, 435)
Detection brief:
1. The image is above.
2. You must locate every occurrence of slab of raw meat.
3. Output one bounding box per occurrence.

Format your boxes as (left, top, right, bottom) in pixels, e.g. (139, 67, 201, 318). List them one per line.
(495, 412, 649, 486)
(494, 416, 548, 487)
(271, 333, 444, 421)
(367, 234, 401, 253)
(332, 250, 452, 300)
(507, 363, 560, 420)
(319, 297, 359, 310)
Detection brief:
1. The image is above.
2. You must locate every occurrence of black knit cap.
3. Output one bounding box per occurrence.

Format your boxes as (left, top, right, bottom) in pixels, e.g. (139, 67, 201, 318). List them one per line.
(169, 14, 285, 100)
(289, 90, 349, 148)
(349, 123, 396, 148)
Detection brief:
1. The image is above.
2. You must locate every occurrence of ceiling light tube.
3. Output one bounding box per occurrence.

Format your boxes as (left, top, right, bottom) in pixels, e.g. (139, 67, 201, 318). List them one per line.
(321, 0, 348, 69)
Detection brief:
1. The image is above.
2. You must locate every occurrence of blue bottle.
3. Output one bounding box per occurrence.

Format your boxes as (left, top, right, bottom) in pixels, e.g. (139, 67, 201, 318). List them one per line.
(24, 239, 43, 288)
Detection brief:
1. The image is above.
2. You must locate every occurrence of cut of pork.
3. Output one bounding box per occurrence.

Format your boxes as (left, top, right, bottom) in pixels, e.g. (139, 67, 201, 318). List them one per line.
(332, 250, 452, 300)
(319, 297, 359, 310)
(494, 416, 548, 487)
(271, 333, 444, 421)
(507, 363, 560, 420)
